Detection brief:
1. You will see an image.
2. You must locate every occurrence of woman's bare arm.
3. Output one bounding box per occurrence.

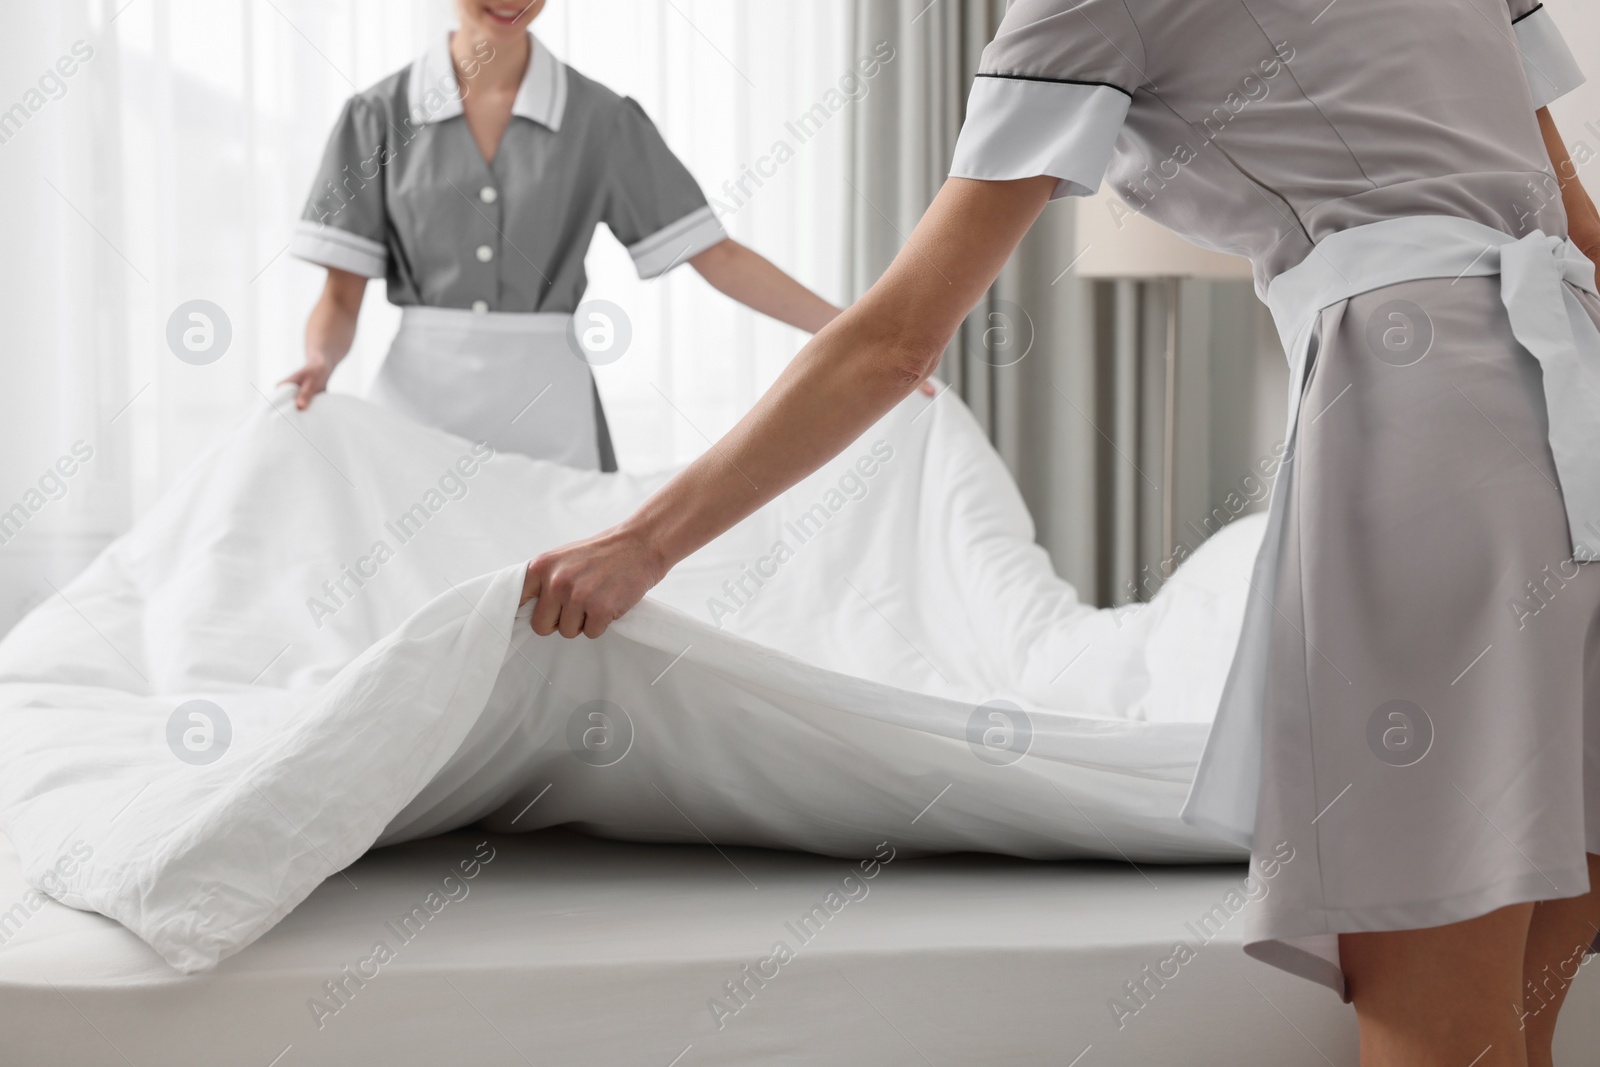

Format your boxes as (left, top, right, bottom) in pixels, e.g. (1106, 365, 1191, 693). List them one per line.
(281, 268, 367, 409)
(1537, 107, 1600, 283)
(690, 238, 841, 334)
(689, 236, 936, 394)
(521, 174, 1059, 638)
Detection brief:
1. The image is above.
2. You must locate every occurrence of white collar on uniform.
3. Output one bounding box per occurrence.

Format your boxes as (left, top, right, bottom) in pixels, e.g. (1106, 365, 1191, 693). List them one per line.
(407, 31, 568, 132)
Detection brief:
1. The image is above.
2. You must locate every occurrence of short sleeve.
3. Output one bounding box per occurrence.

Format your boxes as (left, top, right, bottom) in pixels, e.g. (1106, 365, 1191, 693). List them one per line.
(602, 98, 727, 279)
(289, 96, 389, 278)
(948, 0, 1145, 200)
(1509, 2, 1585, 109)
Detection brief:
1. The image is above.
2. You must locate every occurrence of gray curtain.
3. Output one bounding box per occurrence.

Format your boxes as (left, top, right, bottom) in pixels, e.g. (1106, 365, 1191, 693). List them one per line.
(844, 0, 1276, 606)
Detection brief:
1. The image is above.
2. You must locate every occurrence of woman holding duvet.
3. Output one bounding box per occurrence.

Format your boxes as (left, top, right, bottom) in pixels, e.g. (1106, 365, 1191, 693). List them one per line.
(521, 0, 1600, 1063)
(282, 0, 883, 469)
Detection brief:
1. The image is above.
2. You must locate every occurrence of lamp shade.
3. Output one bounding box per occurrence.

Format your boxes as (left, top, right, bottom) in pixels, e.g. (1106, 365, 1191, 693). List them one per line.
(1072, 189, 1253, 280)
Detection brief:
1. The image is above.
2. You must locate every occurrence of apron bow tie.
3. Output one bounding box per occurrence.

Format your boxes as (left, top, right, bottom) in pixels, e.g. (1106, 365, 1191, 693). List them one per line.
(1498, 230, 1600, 560)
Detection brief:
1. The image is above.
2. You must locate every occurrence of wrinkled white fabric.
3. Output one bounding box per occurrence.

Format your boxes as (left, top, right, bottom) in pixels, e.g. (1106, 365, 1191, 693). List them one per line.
(0, 386, 1261, 972)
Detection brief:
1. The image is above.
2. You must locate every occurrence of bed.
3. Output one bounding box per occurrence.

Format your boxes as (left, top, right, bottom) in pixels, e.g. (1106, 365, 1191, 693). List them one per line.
(4, 389, 1599, 1063)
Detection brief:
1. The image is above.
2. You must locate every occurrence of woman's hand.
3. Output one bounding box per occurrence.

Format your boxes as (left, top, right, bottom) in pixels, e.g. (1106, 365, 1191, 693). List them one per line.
(286, 267, 367, 409)
(521, 524, 667, 638)
(279, 357, 334, 410)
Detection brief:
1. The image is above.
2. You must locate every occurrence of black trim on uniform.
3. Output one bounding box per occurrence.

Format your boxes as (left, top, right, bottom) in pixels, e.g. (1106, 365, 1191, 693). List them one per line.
(973, 71, 1135, 99)
(1512, 3, 1543, 24)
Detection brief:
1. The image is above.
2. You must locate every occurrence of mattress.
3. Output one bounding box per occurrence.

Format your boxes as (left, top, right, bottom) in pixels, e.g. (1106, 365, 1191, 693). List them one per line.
(0, 827, 1376, 1066)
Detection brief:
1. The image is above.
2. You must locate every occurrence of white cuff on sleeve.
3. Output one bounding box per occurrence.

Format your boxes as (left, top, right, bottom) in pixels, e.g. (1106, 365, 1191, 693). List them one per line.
(289, 220, 387, 278)
(628, 205, 728, 279)
(949, 76, 1132, 200)
(1514, 4, 1586, 109)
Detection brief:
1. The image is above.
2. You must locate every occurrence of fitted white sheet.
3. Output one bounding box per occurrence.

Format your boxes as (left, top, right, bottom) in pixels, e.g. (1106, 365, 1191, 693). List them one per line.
(0, 829, 1369, 1066)
(0, 386, 1263, 973)
(10, 829, 1600, 1065)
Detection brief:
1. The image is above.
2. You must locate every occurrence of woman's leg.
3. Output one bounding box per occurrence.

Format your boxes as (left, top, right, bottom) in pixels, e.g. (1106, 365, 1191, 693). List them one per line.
(1340, 903, 1534, 1067)
(1521, 853, 1600, 1067)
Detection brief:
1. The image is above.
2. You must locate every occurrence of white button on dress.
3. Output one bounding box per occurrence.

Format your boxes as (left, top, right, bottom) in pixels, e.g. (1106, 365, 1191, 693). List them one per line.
(479, 186, 498, 203)
(475, 245, 494, 262)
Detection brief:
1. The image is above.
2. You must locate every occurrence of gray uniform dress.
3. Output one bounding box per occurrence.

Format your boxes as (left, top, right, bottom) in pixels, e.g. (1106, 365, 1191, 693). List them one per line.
(950, 0, 1599, 997)
(291, 33, 728, 469)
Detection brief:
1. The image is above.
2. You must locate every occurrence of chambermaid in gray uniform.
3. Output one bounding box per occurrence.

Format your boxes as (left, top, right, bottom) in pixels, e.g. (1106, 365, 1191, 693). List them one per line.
(291, 34, 727, 469)
(950, 0, 1600, 996)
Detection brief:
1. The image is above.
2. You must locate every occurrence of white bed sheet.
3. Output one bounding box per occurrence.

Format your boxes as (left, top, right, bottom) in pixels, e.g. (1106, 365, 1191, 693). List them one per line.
(0, 828, 1377, 1066)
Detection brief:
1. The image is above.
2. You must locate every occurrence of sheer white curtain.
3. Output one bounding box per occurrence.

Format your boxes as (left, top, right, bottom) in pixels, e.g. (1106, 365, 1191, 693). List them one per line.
(0, 0, 854, 633)
(541, 0, 854, 469)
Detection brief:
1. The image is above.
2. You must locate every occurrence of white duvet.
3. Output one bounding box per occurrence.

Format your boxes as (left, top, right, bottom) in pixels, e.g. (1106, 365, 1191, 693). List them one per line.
(0, 385, 1261, 972)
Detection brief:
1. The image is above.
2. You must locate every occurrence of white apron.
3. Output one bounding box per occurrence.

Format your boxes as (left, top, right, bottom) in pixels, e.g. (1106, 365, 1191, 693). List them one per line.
(1182, 215, 1600, 850)
(369, 306, 605, 469)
